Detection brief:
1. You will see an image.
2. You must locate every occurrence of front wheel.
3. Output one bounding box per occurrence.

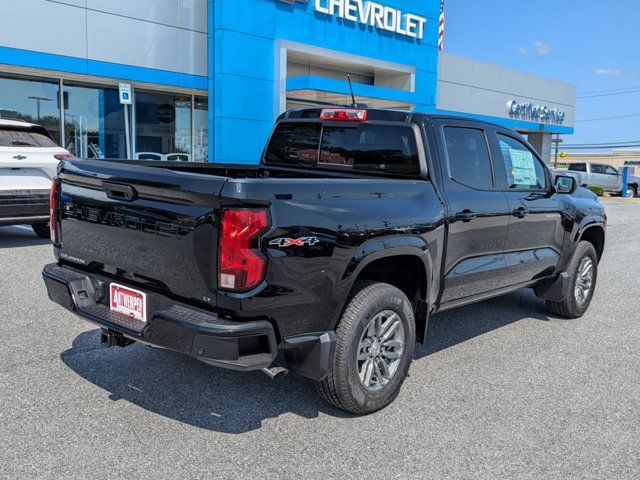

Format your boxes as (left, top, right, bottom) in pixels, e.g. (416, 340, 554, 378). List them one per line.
(32, 221, 51, 239)
(315, 282, 416, 415)
(546, 241, 598, 318)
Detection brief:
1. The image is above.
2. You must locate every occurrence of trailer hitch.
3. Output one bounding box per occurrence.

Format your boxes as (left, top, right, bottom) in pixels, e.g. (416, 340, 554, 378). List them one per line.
(100, 329, 135, 348)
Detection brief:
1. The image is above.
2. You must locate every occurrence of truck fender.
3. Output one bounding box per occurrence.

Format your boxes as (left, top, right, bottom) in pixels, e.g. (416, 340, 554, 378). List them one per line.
(576, 220, 605, 242)
(331, 236, 434, 343)
(342, 236, 432, 283)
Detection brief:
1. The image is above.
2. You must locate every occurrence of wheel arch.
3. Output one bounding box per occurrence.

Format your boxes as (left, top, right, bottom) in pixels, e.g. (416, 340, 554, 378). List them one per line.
(578, 223, 605, 261)
(335, 239, 433, 344)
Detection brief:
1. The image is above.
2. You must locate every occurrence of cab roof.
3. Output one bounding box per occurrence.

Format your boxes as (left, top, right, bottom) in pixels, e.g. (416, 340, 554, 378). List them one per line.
(279, 107, 509, 130)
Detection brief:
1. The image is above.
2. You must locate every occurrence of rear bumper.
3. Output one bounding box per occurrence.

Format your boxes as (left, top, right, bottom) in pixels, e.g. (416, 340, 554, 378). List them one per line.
(42, 263, 278, 371)
(0, 190, 49, 225)
(43, 263, 337, 379)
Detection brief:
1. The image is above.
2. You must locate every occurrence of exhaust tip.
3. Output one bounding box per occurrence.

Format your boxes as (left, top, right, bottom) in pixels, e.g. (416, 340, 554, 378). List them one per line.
(261, 366, 289, 380)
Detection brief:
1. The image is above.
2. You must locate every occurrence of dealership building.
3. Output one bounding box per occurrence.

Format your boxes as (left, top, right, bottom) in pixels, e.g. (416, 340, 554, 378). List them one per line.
(0, 0, 576, 164)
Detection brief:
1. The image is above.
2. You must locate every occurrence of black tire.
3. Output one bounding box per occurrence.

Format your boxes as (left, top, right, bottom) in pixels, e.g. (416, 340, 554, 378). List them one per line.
(315, 282, 416, 415)
(546, 241, 598, 318)
(626, 185, 637, 198)
(32, 221, 51, 239)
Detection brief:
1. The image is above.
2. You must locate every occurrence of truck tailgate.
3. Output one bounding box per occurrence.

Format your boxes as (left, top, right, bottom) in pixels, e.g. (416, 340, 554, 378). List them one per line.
(56, 159, 227, 303)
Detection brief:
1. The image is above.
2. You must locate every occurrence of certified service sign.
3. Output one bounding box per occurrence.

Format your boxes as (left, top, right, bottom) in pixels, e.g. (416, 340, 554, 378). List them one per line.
(280, 0, 427, 40)
(507, 100, 566, 124)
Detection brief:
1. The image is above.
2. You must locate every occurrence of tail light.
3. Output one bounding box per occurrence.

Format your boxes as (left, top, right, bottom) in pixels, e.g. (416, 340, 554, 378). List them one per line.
(54, 153, 75, 161)
(219, 209, 269, 291)
(49, 179, 58, 243)
(320, 108, 367, 122)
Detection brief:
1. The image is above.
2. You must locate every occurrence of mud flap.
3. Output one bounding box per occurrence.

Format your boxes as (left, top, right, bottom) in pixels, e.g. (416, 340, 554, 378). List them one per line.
(534, 272, 571, 302)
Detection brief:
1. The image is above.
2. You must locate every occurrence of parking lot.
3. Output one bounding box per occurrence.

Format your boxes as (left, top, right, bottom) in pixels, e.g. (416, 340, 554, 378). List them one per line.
(1, 199, 638, 479)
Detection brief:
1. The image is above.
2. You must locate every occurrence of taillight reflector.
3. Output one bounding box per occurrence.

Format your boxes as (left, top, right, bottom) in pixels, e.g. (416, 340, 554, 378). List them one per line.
(320, 108, 367, 122)
(49, 179, 58, 242)
(54, 153, 75, 161)
(219, 209, 269, 291)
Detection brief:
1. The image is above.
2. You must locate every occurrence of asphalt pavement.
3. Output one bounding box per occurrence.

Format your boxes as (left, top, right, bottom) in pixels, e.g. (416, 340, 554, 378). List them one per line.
(1, 200, 639, 479)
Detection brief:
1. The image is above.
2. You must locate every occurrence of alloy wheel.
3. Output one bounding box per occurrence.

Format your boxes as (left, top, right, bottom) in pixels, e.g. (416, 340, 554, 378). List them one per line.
(357, 310, 405, 392)
(574, 257, 594, 306)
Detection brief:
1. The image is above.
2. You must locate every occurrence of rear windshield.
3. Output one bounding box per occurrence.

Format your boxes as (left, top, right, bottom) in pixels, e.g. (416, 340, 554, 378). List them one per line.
(264, 122, 421, 175)
(0, 128, 58, 148)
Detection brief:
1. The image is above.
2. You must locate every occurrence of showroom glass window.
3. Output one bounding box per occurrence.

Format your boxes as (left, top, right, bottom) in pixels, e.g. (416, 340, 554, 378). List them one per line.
(194, 96, 208, 162)
(135, 91, 192, 161)
(63, 83, 127, 158)
(0, 76, 61, 145)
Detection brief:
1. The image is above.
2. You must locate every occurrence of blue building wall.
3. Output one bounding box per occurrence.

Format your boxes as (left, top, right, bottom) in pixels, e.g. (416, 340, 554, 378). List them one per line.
(208, 0, 440, 164)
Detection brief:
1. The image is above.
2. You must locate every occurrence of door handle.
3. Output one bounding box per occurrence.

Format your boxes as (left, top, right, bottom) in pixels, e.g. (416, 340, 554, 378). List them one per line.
(455, 210, 477, 222)
(512, 207, 529, 218)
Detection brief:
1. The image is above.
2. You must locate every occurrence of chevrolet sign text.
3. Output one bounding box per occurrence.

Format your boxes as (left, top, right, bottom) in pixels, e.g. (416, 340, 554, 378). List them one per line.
(313, 0, 427, 40)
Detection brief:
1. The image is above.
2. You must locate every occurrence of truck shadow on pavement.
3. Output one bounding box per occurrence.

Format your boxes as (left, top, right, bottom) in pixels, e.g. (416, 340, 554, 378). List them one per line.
(0, 226, 51, 248)
(60, 289, 551, 434)
(415, 289, 551, 359)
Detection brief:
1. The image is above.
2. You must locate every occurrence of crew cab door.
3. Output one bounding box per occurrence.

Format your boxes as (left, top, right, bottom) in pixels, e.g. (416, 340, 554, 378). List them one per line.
(604, 165, 622, 191)
(488, 130, 564, 284)
(431, 120, 512, 303)
(588, 163, 610, 189)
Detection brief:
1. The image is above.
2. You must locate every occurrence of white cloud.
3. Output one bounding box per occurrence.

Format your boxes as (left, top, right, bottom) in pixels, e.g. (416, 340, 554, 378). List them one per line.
(517, 47, 528, 55)
(534, 41, 552, 56)
(594, 69, 638, 78)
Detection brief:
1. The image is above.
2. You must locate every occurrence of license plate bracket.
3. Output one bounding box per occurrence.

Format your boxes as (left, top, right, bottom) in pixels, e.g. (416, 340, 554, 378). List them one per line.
(109, 283, 147, 323)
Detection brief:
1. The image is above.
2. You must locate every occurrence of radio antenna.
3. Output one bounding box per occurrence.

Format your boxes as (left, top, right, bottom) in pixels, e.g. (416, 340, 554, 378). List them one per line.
(347, 74, 357, 108)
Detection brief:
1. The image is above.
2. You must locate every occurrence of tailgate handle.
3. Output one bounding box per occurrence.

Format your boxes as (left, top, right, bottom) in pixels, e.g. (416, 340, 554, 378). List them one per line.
(102, 182, 138, 201)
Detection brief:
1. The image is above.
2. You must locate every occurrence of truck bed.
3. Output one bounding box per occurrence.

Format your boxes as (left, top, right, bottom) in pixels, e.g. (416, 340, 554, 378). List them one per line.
(53, 158, 443, 325)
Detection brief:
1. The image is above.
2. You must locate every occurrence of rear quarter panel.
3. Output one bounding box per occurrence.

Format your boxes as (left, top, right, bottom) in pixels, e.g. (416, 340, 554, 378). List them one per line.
(216, 177, 445, 339)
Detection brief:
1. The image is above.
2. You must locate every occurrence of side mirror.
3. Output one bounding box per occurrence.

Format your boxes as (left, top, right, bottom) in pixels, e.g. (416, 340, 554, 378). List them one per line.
(555, 175, 576, 194)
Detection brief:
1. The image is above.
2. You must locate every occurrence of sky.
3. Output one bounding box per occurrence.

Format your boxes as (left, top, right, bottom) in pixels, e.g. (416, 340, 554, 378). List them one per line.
(444, 0, 640, 152)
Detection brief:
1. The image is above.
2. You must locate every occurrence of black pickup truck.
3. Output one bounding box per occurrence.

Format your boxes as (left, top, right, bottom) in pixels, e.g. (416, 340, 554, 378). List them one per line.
(43, 108, 606, 414)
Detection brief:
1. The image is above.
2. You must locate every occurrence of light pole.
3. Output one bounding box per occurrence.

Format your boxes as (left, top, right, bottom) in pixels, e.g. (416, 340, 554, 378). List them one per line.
(552, 135, 563, 169)
(27, 96, 52, 121)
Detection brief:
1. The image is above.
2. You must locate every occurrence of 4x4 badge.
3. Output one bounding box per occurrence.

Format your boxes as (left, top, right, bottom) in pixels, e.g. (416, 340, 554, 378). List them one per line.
(269, 236, 319, 247)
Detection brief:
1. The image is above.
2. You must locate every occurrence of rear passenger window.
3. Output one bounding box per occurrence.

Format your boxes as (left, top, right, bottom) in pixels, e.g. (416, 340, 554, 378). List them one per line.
(319, 124, 420, 175)
(443, 127, 493, 190)
(497, 134, 548, 190)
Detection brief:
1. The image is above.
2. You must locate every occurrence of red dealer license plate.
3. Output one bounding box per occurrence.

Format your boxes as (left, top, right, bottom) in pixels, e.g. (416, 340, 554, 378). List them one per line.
(110, 283, 147, 322)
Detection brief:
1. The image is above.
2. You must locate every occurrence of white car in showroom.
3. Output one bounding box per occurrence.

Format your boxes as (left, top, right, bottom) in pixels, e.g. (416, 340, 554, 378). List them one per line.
(0, 119, 71, 238)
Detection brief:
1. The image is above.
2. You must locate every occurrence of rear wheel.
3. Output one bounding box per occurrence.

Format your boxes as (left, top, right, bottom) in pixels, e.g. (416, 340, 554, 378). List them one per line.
(626, 185, 637, 198)
(546, 241, 598, 318)
(315, 282, 416, 415)
(32, 221, 50, 239)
